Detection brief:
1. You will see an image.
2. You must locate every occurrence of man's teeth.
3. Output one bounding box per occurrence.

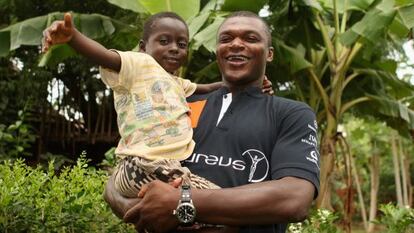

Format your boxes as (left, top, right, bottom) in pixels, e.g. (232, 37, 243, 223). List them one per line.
(228, 56, 248, 61)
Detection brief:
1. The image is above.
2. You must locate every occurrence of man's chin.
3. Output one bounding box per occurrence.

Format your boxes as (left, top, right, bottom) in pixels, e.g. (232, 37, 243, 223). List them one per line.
(223, 72, 250, 83)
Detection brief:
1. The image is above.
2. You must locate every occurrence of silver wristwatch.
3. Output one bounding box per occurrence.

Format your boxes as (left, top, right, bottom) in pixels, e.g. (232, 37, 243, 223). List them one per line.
(173, 184, 196, 226)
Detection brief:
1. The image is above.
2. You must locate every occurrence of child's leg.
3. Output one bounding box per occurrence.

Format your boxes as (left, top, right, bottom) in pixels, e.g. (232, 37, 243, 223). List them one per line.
(133, 157, 220, 189)
(114, 156, 220, 197)
(114, 156, 230, 230)
(113, 156, 158, 198)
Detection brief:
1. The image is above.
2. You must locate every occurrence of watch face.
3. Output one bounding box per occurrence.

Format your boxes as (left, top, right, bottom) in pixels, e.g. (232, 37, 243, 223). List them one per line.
(176, 203, 196, 223)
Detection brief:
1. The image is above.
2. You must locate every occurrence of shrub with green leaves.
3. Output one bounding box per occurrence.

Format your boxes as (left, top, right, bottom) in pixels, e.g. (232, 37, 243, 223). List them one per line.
(288, 208, 342, 233)
(377, 203, 414, 233)
(0, 110, 35, 160)
(0, 157, 134, 233)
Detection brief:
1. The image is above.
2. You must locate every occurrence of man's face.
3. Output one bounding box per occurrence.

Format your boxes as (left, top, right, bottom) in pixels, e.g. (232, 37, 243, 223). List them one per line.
(141, 18, 189, 74)
(216, 17, 273, 87)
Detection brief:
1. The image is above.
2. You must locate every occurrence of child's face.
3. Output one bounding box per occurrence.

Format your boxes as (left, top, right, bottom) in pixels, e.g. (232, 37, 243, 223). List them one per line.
(141, 18, 189, 74)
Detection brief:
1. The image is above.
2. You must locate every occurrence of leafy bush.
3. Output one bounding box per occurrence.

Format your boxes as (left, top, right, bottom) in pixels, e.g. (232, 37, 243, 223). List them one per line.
(288, 209, 342, 233)
(0, 110, 35, 160)
(377, 203, 414, 233)
(0, 157, 134, 233)
(99, 147, 117, 171)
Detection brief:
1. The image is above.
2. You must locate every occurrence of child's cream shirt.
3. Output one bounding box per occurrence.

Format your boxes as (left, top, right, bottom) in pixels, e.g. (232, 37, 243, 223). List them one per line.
(100, 51, 196, 160)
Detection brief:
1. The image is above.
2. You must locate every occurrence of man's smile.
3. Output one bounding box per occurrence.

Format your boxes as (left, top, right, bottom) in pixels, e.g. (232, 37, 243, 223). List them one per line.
(226, 54, 250, 66)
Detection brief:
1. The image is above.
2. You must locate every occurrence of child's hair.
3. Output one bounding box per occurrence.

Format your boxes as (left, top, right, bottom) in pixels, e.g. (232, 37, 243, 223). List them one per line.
(142, 12, 189, 42)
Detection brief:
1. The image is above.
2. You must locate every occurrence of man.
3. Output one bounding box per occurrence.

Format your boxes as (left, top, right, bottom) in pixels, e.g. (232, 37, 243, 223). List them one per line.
(104, 11, 320, 233)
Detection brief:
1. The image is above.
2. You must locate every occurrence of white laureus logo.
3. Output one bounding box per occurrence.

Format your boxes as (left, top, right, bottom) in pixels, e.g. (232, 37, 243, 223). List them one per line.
(242, 149, 269, 182)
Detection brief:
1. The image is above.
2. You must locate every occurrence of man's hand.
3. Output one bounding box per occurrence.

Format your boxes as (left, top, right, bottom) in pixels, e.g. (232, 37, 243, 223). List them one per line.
(103, 175, 141, 219)
(124, 180, 181, 233)
(262, 75, 274, 95)
(42, 12, 75, 52)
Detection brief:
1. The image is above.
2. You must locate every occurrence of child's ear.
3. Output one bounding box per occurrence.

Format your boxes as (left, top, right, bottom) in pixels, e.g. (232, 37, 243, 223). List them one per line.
(138, 40, 146, 52)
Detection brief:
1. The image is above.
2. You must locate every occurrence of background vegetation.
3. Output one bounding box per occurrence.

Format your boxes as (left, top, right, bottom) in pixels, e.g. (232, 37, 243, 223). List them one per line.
(0, 156, 134, 232)
(0, 0, 413, 232)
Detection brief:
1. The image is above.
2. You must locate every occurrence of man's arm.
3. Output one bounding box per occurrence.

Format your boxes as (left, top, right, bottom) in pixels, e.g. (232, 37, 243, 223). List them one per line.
(42, 12, 121, 71)
(124, 177, 315, 231)
(193, 177, 314, 225)
(103, 175, 141, 219)
(103, 174, 183, 219)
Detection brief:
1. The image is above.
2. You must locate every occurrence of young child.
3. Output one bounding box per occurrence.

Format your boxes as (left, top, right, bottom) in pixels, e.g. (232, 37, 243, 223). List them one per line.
(42, 12, 273, 197)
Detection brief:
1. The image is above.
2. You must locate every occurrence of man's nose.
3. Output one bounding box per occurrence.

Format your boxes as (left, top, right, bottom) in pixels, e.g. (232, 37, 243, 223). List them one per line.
(229, 37, 245, 50)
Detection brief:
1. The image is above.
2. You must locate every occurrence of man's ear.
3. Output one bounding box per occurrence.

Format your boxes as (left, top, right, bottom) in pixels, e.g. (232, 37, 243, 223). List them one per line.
(267, 47, 274, 62)
(139, 40, 146, 52)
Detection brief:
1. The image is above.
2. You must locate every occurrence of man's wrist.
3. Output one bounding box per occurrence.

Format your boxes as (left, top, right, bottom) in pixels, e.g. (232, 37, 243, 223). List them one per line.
(173, 184, 196, 226)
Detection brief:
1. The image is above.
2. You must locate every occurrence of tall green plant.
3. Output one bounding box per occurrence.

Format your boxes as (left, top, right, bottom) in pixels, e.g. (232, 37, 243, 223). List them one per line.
(265, 0, 414, 211)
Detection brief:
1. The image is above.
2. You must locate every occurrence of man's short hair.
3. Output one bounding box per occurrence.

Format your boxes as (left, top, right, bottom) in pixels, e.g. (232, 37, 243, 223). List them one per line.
(220, 11, 272, 46)
(142, 12, 189, 41)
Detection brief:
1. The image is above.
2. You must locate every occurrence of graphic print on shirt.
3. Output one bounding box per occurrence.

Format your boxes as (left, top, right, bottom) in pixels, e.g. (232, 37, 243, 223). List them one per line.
(242, 149, 269, 182)
(151, 80, 185, 139)
(301, 120, 319, 169)
(150, 80, 167, 104)
(186, 149, 269, 183)
(133, 91, 153, 120)
(116, 94, 130, 109)
(185, 153, 246, 170)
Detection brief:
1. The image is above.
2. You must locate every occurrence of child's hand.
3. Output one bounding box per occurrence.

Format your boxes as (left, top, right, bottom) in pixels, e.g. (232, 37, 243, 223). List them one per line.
(262, 75, 274, 95)
(42, 12, 75, 53)
(137, 177, 182, 198)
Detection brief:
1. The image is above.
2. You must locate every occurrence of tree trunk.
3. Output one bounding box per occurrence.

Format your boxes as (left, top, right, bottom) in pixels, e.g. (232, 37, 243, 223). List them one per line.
(407, 160, 413, 207)
(351, 154, 368, 231)
(391, 132, 403, 206)
(398, 138, 409, 206)
(401, 146, 412, 207)
(368, 148, 380, 233)
(339, 136, 353, 233)
(317, 135, 336, 209)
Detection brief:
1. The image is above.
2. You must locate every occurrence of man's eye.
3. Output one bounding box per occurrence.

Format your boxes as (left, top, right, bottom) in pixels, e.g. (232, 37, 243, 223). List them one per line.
(219, 36, 232, 43)
(246, 36, 259, 43)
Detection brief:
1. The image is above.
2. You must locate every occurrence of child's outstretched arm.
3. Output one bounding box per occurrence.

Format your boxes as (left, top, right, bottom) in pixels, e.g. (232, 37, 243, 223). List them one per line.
(42, 12, 121, 72)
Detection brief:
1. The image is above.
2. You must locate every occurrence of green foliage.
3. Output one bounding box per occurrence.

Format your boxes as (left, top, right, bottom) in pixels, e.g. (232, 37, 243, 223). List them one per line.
(0, 157, 134, 233)
(377, 203, 414, 233)
(0, 110, 35, 160)
(107, 0, 201, 20)
(221, 0, 267, 13)
(340, 3, 397, 46)
(288, 209, 343, 233)
(99, 147, 117, 169)
(343, 115, 413, 204)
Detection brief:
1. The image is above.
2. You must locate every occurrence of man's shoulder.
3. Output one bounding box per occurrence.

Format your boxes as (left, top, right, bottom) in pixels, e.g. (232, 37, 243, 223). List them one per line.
(269, 95, 314, 113)
(186, 89, 220, 102)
